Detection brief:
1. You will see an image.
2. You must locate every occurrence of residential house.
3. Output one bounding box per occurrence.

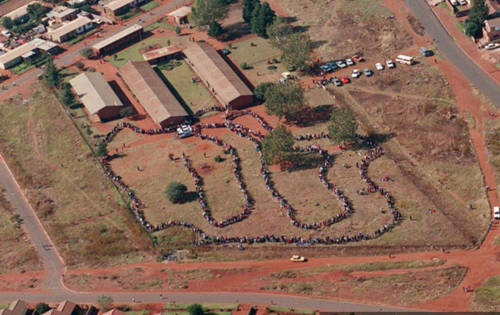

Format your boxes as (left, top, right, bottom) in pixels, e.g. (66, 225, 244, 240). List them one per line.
(3, 2, 41, 23)
(0, 38, 59, 69)
(0, 300, 28, 315)
(92, 24, 143, 56)
(46, 6, 78, 23)
(103, 0, 148, 19)
(483, 17, 500, 42)
(46, 16, 95, 43)
(167, 6, 191, 25)
(42, 301, 77, 315)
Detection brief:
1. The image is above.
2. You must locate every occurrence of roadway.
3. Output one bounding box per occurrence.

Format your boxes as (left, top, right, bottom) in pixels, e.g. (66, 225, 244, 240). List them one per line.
(405, 0, 500, 108)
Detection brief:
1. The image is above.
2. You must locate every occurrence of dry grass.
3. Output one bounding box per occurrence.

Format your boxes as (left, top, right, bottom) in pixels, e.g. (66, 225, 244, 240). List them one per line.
(471, 275, 500, 311)
(0, 189, 41, 274)
(0, 84, 152, 268)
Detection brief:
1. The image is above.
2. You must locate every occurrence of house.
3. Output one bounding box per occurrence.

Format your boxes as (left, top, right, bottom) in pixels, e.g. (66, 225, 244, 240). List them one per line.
(483, 17, 500, 42)
(119, 61, 188, 127)
(3, 1, 41, 23)
(486, 0, 500, 18)
(69, 72, 124, 122)
(0, 39, 59, 69)
(46, 16, 95, 43)
(42, 301, 77, 315)
(0, 300, 28, 315)
(167, 6, 191, 25)
(92, 24, 143, 56)
(142, 45, 182, 64)
(46, 6, 78, 23)
(184, 41, 254, 109)
(102, 310, 127, 315)
(103, 0, 148, 19)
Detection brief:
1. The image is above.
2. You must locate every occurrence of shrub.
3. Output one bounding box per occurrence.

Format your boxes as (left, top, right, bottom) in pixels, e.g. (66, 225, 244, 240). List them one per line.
(80, 47, 93, 58)
(187, 304, 204, 315)
(75, 60, 84, 69)
(240, 62, 252, 70)
(35, 303, 50, 315)
(214, 155, 223, 162)
(267, 65, 277, 70)
(166, 181, 188, 203)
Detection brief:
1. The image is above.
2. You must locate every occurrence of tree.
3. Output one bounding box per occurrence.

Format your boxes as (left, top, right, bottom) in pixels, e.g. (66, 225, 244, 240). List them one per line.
(45, 59, 59, 87)
(27, 3, 47, 20)
(242, 0, 258, 23)
(166, 182, 188, 203)
(97, 295, 113, 311)
(175, 25, 181, 34)
(254, 81, 274, 103)
(262, 125, 295, 164)
(279, 33, 313, 72)
(2, 17, 13, 30)
(266, 16, 293, 46)
(208, 20, 223, 37)
(35, 303, 50, 315)
(96, 141, 108, 157)
(465, 20, 482, 37)
(187, 304, 204, 315)
(465, 0, 489, 38)
(250, 2, 275, 37)
(327, 107, 358, 144)
(264, 82, 306, 121)
(80, 47, 93, 58)
(60, 84, 75, 106)
(191, 0, 228, 27)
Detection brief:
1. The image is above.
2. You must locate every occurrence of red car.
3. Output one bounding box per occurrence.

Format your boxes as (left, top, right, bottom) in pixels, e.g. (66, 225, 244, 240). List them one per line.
(339, 76, 350, 84)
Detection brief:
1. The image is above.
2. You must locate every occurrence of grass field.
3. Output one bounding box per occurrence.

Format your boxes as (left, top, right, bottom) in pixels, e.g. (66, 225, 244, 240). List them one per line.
(0, 189, 41, 274)
(472, 275, 500, 311)
(140, 1, 159, 11)
(0, 84, 152, 268)
(261, 266, 467, 306)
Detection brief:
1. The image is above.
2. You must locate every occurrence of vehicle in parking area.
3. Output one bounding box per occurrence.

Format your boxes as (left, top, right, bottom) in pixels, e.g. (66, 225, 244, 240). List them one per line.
(494, 206, 500, 219)
(320, 61, 339, 73)
(420, 47, 433, 57)
(458, 0, 466, 5)
(485, 43, 500, 50)
(450, 0, 457, 5)
(336, 60, 347, 68)
(352, 53, 365, 62)
(177, 125, 193, 138)
(352, 69, 361, 78)
(332, 76, 342, 86)
(386, 59, 395, 68)
(375, 62, 384, 70)
(396, 54, 415, 65)
(345, 58, 354, 66)
(339, 76, 350, 84)
(290, 255, 307, 262)
(364, 68, 373, 76)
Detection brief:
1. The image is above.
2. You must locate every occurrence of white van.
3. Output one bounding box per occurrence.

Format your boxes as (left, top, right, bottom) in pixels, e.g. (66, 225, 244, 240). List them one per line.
(396, 55, 415, 65)
(494, 206, 500, 220)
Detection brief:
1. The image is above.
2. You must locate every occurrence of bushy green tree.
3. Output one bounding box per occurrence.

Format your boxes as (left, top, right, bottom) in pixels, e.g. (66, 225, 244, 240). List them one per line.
(35, 303, 50, 315)
(327, 107, 358, 144)
(166, 182, 188, 203)
(279, 33, 313, 72)
(97, 295, 113, 311)
(96, 141, 108, 157)
(264, 82, 306, 121)
(80, 47, 93, 58)
(208, 20, 223, 37)
(254, 82, 274, 103)
(2, 17, 13, 30)
(45, 59, 59, 87)
(27, 3, 47, 20)
(60, 84, 75, 106)
(242, 0, 258, 23)
(262, 125, 295, 164)
(187, 304, 204, 315)
(266, 16, 293, 45)
(250, 2, 275, 37)
(465, 0, 489, 38)
(191, 0, 228, 27)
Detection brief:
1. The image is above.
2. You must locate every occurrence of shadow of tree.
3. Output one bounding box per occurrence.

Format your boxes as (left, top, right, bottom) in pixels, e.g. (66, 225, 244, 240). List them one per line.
(221, 21, 252, 42)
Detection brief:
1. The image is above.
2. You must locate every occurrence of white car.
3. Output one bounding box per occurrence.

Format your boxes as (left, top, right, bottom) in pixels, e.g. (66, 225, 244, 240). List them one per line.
(494, 206, 500, 220)
(386, 59, 395, 68)
(336, 60, 347, 68)
(290, 255, 307, 262)
(485, 43, 500, 50)
(177, 125, 193, 138)
(345, 58, 354, 66)
(352, 69, 361, 78)
(458, 0, 466, 5)
(375, 62, 384, 70)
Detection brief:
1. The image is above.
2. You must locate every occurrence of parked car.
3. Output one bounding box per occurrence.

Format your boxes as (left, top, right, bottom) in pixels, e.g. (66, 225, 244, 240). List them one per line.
(345, 58, 354, 66)
(320, 61, 339, 73)
(420, 46, 433, 57)
(332, 76, 342, 86)
(458, 0, 466, 5)
(364, 68, 373, 76)
(386, 59, 395, 68)
(290, 255, 307, 262)
(220, 48, 230, 55)
(485, 43, 500, 50)
(352, 53, 365, 62)
(375, 62, 384, 70)
(336, 60, 347, 68)
(352, 69, 361, 78)
(177, 125, 193, 138)
(494, 206, 500, 220)
(339, 76, 350, 84)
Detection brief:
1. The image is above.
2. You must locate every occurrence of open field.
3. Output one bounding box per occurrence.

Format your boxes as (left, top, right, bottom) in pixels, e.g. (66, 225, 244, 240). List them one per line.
(0, 189, 41, 274)
(0, 84, 152, 268)
(260, 265, 468, 306)
(471, 275, 500, 311)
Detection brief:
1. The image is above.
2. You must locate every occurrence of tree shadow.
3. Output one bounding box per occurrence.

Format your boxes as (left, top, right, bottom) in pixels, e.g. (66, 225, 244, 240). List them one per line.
(181, 191, 198, 203)
(294, 104, 334, 127)
(292, 25, 309, 33)
(220, 21, 252, 41)
(285, 151, 328, 172)
(311, 40, 328, 49)
(352, 132, 396, 150)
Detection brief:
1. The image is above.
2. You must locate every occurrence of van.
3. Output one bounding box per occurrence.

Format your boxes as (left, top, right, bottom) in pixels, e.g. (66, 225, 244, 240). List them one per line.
(396, 55, 414, 65)
(420, 47, 433, 57)
(494, 206, 500, 219)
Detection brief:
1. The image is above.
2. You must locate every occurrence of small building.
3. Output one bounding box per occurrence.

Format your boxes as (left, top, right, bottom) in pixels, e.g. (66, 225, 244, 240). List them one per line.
(46, 6, 78, 23)
(484, 17, 500, 42)
(103, 0, 148, 19)
(167, 6, 191, 25)
(0, 39, 59, 69)
(102, 310, 127, 315)
(3, 1, 41, 23)
(486, 0, 500, 18)
(142, 45, 182, 64)
(0, 300, 28, 315)
(69, 72, 124, 122)
(92, 24, 143, 56)
(42, 301, 77, 315)
(46, 16, 95, 43)
(119, 61, 188, 127)
(184, 41, 254, 109)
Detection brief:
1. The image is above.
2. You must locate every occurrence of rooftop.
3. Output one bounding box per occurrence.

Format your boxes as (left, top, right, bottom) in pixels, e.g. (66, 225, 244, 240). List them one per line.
(142, 45, 181, 61)
(92, 24, 142, 51)
(4, 1, 40, 19)
(104, 0, 136, 11)
(167, 6, 191, 17)
(46, 16, 93, 40)
(46, 6, 76, 19)
(0, 40, 38, 66)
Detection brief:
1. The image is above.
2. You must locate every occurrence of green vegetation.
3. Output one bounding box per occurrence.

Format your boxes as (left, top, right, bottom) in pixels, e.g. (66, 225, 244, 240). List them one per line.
(472, 275, 500, 311)
(465, 0, 489, 38)
(97, 295, 114, 311)
(266, 306, 314, 315)
(191, 0, 228, 27)
(187, 304, 204, 315)
(249, 0, 276, 38)
(267, 17, 293, 44)
(66, 28, 100, 46)
(263, 81, 306, 121)
(262, 125, 295, 164)
(140, 0, 159, 11)
(107, 36, 179, 67)
(10, 53, 51, 75)
(328, 107, 358, 144)
(117, 7, 141, 20)
(2, 2, 49, 34)
(34, 303, 50, 315)
(165, 182, 188, 203)
(145, 20, 173, 32)
(44, 58, 60, 87)
(208, 20, 223, 37)
(278, 33, 313, 72)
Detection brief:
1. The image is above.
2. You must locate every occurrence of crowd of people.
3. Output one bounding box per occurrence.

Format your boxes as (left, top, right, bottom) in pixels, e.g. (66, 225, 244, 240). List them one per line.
(95, 106, 402, 246)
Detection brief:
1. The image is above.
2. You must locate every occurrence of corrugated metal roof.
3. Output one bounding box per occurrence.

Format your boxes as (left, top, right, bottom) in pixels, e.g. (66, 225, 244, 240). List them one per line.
(4, 1, 40, 20)
(167, 6, 191, 17)
(46, 16, 94, 42)
(69, 72, 123, 114)
(104, 0, 136, 11)
(119, 61, 187, 125)
(142, 45, 181, 61)
(92, 24, 142, 51)
(0, 41, 37, 68)
(184, 42, 252, 106)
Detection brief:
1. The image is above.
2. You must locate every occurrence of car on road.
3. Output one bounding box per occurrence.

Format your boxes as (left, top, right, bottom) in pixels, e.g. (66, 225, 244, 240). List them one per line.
(339, 76, 350, 84)
(336, 60, 347, 68)
(332, 76, 342, 86)
(364, 68, 373, 76)
(352, 69, 361, 78)
(375, 62, 384, 70)
(290, 255, 307, 262)
(485, 43, 500, 50)
(386, 59, 395, 68)
(494, 206, 500, 219)
(345, 58, 354, 66)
